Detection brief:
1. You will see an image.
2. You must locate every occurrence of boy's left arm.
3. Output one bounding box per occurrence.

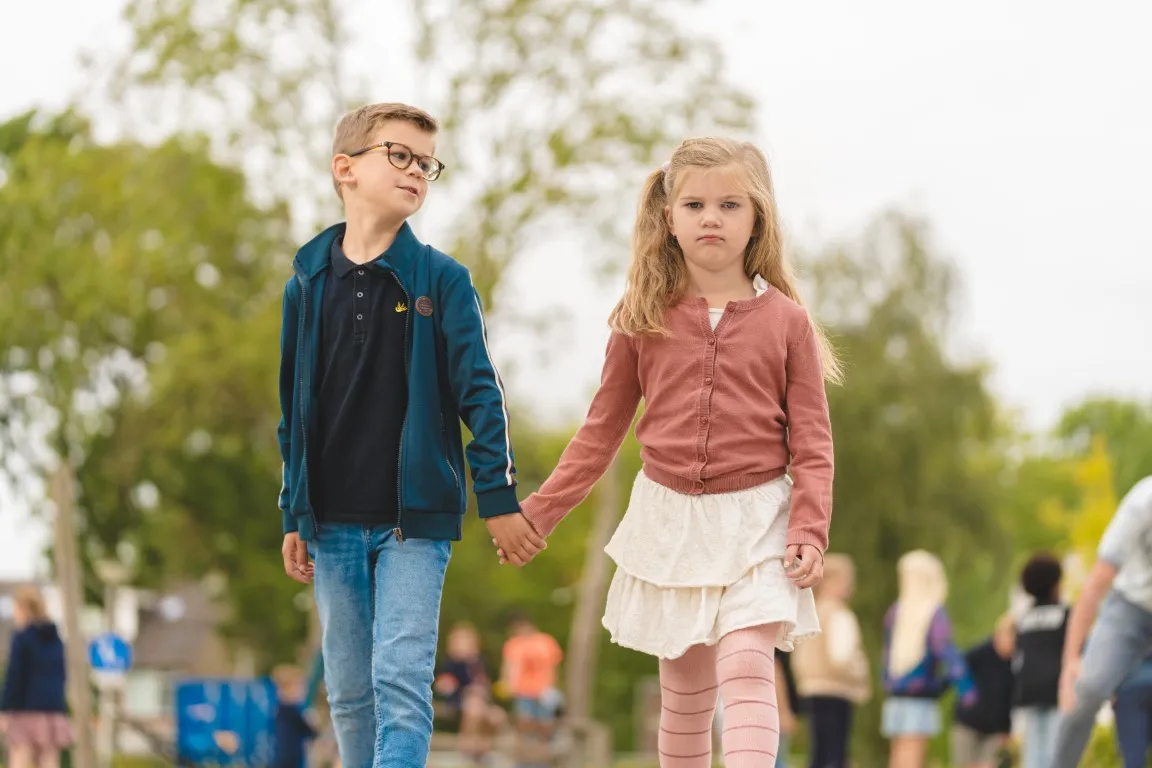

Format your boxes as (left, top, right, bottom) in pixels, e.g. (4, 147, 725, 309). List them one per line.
(439, 265, 521, 518)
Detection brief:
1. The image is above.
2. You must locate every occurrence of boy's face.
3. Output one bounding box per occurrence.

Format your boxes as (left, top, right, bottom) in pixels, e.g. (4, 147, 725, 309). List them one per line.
(337, 120, 436, 220)
(279, 679, 305, 703)
(448, 627, 479, 658)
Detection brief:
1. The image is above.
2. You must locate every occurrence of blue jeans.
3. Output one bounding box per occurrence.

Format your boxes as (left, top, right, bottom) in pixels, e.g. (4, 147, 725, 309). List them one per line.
(1051, 590, 1152, 768)
(312, 525, 451, 768)
(1114, 664, 1152, 768)
(1019, 707, 1058, 768)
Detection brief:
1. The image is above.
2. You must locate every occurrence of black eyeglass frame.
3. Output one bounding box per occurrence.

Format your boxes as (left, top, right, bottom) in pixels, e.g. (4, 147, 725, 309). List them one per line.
(346, 141, 446, 181)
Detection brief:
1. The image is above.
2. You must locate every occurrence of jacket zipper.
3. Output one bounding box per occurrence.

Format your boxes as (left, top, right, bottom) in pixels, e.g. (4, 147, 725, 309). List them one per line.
(295, 270, 318, 534)
(393, 271, 411, 543)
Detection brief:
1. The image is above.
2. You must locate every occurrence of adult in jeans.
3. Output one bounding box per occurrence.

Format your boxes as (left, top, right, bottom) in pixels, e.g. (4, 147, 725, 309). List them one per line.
(1113, 653, 1152, 768)
(1051, 477, 1152, 767)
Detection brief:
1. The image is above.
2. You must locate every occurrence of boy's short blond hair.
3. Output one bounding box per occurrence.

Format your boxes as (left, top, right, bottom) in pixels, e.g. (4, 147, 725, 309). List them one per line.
(331, 103, 439, 199)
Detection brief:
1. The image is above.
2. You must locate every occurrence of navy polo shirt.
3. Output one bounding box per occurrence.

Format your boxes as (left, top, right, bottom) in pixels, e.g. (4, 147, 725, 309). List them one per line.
(312, 238, 408, 526)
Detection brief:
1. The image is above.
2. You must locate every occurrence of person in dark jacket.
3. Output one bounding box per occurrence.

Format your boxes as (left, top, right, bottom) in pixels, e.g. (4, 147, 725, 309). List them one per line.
(951, 615, 1015, 768)
(0, 585, 73, 768)
(1013, 552, 1068, 768)
(271, 664, 317, 768)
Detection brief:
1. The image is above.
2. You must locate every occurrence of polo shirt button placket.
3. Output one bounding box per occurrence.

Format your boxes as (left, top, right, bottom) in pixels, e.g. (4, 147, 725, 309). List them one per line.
(354, 269, 367, 338)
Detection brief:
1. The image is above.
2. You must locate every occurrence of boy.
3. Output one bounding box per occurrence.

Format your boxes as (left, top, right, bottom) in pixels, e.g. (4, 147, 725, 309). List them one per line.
(276, 103, 545, 768)
(500, 613, 564, 746)
(1013, 551, 1068, 768)
(951, 614, 1015, 768)
(434, 622, 506, 763)
(271, 664, 317, 768)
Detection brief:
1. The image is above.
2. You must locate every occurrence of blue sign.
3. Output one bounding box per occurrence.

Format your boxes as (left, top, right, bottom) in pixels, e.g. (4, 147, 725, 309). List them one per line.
(174, 678, 278, 766)
(87, 633, 132, 674)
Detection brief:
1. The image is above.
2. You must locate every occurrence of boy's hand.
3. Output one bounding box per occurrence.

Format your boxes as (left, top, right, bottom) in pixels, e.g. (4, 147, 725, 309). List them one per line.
(785, 544, 824, 589)
(487, 513, 546, 566)
(282, 532, 313, 584)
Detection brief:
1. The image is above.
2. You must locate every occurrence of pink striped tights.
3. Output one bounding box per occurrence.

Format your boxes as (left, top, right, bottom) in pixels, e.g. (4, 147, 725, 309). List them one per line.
(657, 623, 780, 767)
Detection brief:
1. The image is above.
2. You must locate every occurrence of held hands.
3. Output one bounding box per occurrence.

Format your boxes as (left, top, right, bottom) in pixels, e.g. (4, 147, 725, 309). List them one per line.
(784, 544, 824, 589)
(282, 532, 314, 584)
(488, 512, 546, 567)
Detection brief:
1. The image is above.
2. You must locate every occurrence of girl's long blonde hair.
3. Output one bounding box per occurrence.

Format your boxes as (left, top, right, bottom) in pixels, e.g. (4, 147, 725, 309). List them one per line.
(888, 550, 949, 678)
(609, 136, 842, 383)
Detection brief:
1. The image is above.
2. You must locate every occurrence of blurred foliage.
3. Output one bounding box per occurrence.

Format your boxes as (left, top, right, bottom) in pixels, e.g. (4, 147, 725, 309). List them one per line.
(109, 0, 356, 231)
(0, 109, 305, 657)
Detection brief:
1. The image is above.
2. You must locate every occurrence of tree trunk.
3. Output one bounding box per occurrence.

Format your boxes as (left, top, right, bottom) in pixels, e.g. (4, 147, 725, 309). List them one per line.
(52, 462, 97, 768)
(562, 456, 622, 766)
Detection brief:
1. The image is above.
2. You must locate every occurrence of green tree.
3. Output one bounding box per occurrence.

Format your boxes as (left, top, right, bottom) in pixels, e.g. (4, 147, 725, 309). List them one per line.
(0, 109, 305, 660)
(107, 0, 356, 232)
(807, 212, 1018, 763)
(1056, 397, 1152, 498)
(1037, 437, 1118, 597)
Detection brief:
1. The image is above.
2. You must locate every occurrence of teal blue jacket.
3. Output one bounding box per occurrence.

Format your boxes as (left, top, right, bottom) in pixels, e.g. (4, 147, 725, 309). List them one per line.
(277, 222, 520, 540)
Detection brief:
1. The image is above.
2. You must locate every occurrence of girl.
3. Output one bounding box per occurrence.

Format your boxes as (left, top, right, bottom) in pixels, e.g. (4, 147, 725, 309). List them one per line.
(881, 551, 974, 768)
(508, 136, 841, 767)
(792, 553, 871, 768)
(0, 586, 73, 768)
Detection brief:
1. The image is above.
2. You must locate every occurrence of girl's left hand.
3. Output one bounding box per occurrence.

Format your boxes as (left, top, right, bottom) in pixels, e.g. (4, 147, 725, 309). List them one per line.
(784, 544, 824, 589)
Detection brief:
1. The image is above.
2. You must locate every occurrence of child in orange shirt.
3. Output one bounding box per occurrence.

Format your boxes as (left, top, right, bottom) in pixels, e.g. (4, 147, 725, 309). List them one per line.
(501, 613, 564, 743)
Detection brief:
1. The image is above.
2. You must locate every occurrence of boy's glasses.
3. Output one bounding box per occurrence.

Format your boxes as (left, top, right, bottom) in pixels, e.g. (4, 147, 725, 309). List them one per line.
(346, 141, 445, 181)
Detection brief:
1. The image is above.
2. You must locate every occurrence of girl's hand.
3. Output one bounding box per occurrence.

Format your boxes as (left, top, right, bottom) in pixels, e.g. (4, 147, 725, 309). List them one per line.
(785, 544, 824, 589)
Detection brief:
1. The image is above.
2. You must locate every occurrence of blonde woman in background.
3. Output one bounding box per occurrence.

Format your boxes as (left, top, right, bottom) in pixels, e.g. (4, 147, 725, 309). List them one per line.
(0, 586, 73, 768)
(793, 553, 870, 768)
(880, 551, 974, 768)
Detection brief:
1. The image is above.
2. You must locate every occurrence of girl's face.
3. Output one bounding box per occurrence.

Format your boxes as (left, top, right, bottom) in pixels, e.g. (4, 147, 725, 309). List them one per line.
(665, 166, 756, 280)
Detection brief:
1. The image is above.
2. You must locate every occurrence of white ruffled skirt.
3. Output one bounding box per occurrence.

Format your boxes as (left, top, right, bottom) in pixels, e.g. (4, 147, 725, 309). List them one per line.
(601, 471, 821, 660)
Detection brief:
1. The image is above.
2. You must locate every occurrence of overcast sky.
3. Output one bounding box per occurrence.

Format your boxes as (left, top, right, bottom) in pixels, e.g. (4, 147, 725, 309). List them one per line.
(2, 0, 1150, 579)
